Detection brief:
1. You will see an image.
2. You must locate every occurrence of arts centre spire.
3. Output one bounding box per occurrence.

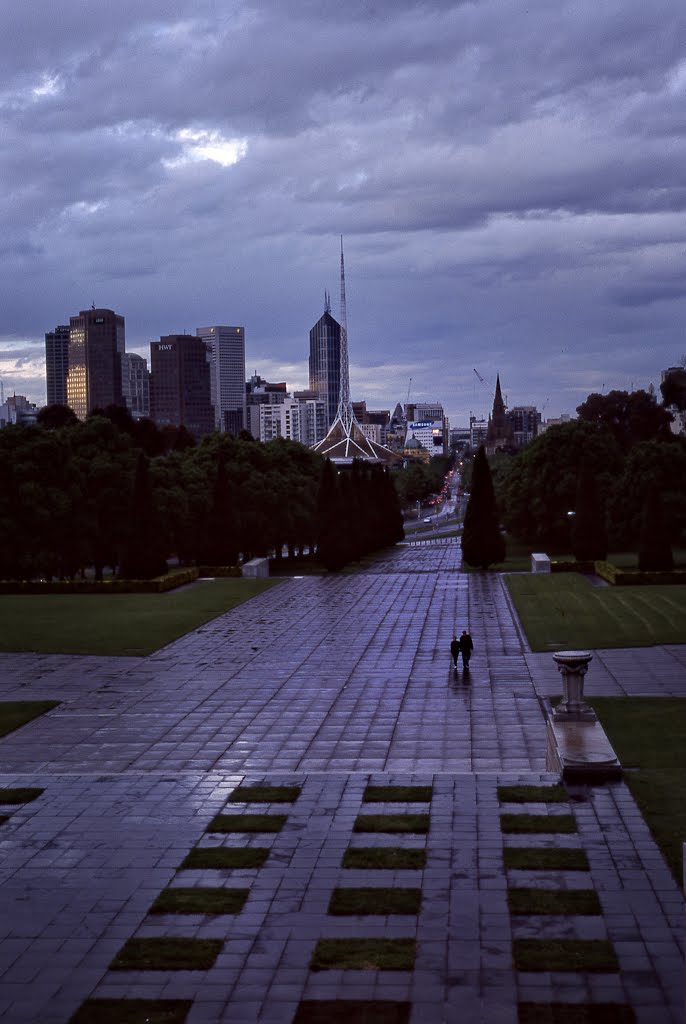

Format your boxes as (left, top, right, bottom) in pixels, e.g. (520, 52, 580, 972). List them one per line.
(313, 239, 399, 465)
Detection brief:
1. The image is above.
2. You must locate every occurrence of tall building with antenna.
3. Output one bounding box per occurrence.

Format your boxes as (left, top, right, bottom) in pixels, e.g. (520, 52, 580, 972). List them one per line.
(308, 292, 341, 429)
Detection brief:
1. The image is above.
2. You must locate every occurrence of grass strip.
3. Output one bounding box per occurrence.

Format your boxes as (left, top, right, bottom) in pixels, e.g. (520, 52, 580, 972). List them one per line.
(149, 887, 248, 915)
(518, 1004, 635, 1024)
(180, 847, 270, 870)
(227, 785, 301, 803)
(501, 814, 577, 834)
(342, 847, 426, 870)
(363, 786, 432, 803)
(0, 787, 44, 804)
(498, 785, 568, 804)
(68, 1000, 192, 1024)
(0, 701, 60, 739)
(0, 815, 8, 826)
(328, 887, 422, 915)
(0, 579, 281, 656)
(504, 573, 686, 651)
(353, 814, 430, 834)
(503, 847, 590, 871)
(110, 937, 222, 971)
(206, 813, 286, 833)
(513, 939, 618, 972)
(591, 697, 686, 887)
(311, 938, 416, 971)
(508, 887, 601, 916)
(294, 1001, 411, 1023)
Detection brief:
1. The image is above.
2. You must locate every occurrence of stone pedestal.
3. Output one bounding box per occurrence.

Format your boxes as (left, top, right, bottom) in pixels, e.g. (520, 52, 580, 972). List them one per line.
(552, 650, 595, 721)
(241, 557, 270, 579)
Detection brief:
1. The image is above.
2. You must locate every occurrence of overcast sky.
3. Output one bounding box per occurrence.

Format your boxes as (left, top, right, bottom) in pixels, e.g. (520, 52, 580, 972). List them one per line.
(1, 0, 685, 425)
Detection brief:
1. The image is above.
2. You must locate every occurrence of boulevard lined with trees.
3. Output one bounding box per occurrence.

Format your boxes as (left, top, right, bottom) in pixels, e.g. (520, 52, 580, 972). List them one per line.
(0, 408, 405, 581)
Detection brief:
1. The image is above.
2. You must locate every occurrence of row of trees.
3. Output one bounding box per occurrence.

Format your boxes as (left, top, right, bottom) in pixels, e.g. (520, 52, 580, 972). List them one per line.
(0, 409, 404, 580)
(481, 388, 686, 568)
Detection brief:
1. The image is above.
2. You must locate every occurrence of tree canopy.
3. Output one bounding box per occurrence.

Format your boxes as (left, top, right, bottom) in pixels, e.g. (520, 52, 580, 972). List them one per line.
(576, 389, 673, 452)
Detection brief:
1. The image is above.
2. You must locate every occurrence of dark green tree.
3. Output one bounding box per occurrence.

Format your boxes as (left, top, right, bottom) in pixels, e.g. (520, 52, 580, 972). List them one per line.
(638, 487, 674, 572)
(498, 421, 623, 548)
(462, 446, 506, 568)
(119, 451, 168, 579)
(37, 404, 79, 429)
(316, 459, 346, 570)
(660, 367, 686, 411)
(571, 459, 608, 561)
(576, 389, 673, 453)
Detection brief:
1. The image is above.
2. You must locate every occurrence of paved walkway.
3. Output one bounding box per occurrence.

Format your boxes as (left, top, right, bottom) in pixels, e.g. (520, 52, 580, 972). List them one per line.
(0, 545, 683, 1022)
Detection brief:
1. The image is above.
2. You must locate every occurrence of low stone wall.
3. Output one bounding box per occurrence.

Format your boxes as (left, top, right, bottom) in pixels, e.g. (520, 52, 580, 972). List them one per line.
(242, 557, 270, 579)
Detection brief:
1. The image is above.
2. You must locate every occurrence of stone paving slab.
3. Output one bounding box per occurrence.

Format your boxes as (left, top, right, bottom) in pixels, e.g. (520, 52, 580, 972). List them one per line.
(0, 546, 683, 1022)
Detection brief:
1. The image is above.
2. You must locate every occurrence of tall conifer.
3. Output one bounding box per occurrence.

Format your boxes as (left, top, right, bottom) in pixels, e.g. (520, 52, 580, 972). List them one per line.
(461, 446, 506, 568)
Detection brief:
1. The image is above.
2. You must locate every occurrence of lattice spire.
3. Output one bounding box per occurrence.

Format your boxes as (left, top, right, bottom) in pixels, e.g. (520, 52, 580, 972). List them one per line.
(337, 236, 354, 432)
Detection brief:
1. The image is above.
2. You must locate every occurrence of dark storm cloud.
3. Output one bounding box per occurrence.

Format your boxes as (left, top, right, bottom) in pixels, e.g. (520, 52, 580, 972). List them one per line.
(1, 0, 686, 419)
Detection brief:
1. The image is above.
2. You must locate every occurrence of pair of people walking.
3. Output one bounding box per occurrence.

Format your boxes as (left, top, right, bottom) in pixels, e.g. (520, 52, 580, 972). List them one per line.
(450, 629, 473, 670)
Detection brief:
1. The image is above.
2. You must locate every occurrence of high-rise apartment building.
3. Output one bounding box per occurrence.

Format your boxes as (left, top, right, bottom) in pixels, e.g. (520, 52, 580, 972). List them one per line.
(293, 390, 327, 446)
(45, 325, 70, 406)
(195, 325, 246, 434)
(66, 308, 125, 419)
(309, 305, 341, 428)
(121, 353, 151, 420)
(507, 406, 541, 448)
(150, 335, 214, 439)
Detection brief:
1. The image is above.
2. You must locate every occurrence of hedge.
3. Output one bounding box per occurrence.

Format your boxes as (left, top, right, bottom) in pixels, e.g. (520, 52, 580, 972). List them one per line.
(550, 560, 686, 586)
(0, 567, 199, 594)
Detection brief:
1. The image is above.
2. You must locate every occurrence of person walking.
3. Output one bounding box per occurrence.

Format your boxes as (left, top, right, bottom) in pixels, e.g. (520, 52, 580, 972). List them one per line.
(459, 629, 473, 668)
(450, 634, 461, 671)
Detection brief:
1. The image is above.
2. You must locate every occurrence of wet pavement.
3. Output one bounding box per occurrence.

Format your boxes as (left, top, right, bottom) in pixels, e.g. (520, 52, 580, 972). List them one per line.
(0, 543, 683, 1022)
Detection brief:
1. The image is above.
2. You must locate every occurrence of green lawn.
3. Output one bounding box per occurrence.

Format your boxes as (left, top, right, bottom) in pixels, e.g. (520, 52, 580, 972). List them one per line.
(0, 578, 281, 656)
(0, 702, 60, 739)
(505, 573, 686, 651)
(590, 697, 686, 887)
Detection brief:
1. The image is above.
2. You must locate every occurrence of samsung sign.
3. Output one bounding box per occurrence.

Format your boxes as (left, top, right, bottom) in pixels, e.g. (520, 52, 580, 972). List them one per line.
(410, 421, 433, 429)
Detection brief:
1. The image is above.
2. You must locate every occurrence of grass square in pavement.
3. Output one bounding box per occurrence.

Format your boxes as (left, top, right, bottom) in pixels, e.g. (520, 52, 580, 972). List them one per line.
(227, 784, 301, 803)
(0, 578, 281, 656)
(508, 887, 601, 915)
(0, 701, 60, 739)
(149, 887, 248, 915)
(0, 815, 8, 826)
(503, 847, 590, 871)
(363, 785, 432, 803)
(353, 814, 430, 834)
(498, 784, 568, 803)
(504, 573, 686, 651)
(518, 1003, 635, 1023)
(328, 887, 422, 915)
(501, 813, 577, 834)
(311, 938, 416, 971)
(206, 813, 287, 833)
(294, 1001, 411, 1023)
(513, 939, 618, 972)
(180, 847, 270, 870)
(591, 697, 686, 887)
(342, 847, 426, 870)
(110, 937, 222, 971)
(0, 787, 44, 804)
(68, 999, 192, 1024)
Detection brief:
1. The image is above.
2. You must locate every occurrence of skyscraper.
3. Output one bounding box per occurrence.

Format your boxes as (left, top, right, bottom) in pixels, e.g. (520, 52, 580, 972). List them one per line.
(195, 325, 246, 434)
(309, 299, 341, 428)
(45, 324, 70, 406)
(121, 353, 151, 420)
(66, 308, 125, 419)
(150, 335, 213, 439)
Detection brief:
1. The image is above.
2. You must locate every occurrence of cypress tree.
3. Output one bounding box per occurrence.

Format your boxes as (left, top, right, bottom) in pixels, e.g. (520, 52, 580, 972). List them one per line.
(461, 446, 506, 568)
(120, 452, 168, 579)
(571, 459, 608, 561)
(638, 486, 673, 571)
(316, 459, 345, 570)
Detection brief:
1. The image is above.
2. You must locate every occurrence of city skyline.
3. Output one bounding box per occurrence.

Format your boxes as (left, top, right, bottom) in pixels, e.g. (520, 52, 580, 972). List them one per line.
(2, 1, 686, 425)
